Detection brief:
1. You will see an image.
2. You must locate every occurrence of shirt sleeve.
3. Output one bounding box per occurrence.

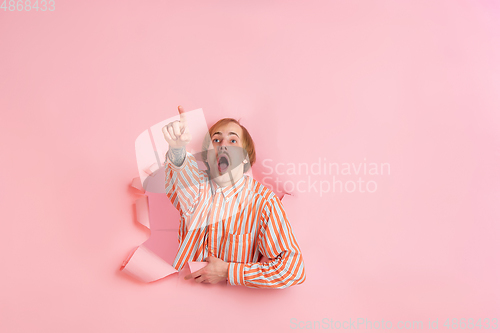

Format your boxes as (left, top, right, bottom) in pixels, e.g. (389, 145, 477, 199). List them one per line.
(227, 196, 306, 289)
(164, 151, 204, 215)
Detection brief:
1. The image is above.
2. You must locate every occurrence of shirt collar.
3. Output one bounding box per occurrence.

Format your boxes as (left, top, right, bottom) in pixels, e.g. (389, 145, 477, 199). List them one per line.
(210, 175, 247, 201)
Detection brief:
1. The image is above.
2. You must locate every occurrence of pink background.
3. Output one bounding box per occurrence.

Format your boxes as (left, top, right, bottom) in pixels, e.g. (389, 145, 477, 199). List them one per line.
(1, 1, 499, 332)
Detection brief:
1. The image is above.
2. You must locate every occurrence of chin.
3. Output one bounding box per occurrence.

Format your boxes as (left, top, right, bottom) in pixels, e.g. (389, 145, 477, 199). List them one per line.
(209, 165, 244, 183)
(214, 167, 232, 179)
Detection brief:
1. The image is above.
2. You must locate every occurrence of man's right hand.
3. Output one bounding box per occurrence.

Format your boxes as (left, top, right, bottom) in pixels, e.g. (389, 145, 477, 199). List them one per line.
(162, 105, 192, 148)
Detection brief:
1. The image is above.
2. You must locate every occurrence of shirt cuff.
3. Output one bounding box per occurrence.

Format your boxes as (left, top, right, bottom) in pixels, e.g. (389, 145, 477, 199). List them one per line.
(227, 263, 245, 286)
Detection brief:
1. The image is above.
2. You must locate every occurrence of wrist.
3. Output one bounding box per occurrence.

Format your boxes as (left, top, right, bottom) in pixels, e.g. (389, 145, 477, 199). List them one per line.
(224, 262, 229, 280)
(167, 146, 186, 167)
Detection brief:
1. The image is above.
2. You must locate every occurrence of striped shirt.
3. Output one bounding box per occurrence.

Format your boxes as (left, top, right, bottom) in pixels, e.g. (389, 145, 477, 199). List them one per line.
(164, 151, 306, 289)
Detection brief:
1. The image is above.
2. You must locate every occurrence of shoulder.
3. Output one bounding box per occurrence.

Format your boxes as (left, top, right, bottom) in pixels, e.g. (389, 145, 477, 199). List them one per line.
(245, 177, 289, 227)
(246, 176, 281, 206)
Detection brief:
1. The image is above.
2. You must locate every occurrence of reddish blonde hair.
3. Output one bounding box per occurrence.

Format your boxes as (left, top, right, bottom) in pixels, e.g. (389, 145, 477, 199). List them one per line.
(202, 118, 256, 173)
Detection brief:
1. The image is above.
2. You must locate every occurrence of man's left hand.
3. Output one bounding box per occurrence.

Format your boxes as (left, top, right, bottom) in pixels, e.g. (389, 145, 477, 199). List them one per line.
(184, 256, 229, 284)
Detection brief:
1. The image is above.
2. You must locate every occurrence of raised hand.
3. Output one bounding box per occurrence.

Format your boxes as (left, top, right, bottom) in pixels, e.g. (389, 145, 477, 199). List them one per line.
(162, 105, 192, 148)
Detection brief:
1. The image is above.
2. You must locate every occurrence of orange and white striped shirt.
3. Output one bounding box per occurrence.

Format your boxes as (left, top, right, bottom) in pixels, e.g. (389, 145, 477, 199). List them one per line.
(164, 152, 306, 289)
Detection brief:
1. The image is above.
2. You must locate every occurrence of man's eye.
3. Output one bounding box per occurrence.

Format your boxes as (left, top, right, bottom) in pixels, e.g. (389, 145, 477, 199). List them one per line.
(213, 139, 220, 143)
(231, 139, 237, 143)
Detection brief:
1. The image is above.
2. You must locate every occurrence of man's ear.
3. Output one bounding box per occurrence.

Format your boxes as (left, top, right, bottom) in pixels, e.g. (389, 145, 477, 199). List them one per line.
(242, 153, 251, 173)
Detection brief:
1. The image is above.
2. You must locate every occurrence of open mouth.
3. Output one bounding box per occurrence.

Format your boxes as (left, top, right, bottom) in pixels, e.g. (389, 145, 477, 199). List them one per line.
(217, 154, 230, 173)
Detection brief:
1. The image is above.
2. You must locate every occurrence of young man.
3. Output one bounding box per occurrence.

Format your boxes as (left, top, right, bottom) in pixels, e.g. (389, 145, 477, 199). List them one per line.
(162, 106, 305, 289)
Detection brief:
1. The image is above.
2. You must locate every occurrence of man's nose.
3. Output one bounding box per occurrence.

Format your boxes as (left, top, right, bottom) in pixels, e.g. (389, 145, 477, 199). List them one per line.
(218, 144, 228, 151)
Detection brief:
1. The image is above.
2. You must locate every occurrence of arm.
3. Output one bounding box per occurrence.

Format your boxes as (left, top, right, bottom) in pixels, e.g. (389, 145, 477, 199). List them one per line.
(163, 106, 203, 215)
(227, 196, 306, 289)
(164, 146, 204, 215)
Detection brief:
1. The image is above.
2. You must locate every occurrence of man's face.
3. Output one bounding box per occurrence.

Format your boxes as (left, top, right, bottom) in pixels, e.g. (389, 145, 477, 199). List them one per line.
(206, 122, 248, 184)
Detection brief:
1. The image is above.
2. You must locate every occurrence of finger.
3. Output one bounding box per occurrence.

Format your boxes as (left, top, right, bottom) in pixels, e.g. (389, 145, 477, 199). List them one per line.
(194, 275, 206, 284)
(179, 127, 190, 141)
(172, 121, 182, 138)
(184, 272, 201, 280)
(167, 124, 177, 140)
(162, 126, 173, 142)
(178, 105, 187, 124)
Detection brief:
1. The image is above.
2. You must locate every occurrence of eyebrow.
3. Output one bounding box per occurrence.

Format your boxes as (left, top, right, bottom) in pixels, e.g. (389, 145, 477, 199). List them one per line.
(212, 131, 240, 138)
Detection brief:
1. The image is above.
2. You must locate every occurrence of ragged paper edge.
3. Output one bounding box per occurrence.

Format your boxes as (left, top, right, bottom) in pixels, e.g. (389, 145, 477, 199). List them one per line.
(120, 178, 178, 283)
(120, 245, 178, 283)
(187, 261, 208, 273)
